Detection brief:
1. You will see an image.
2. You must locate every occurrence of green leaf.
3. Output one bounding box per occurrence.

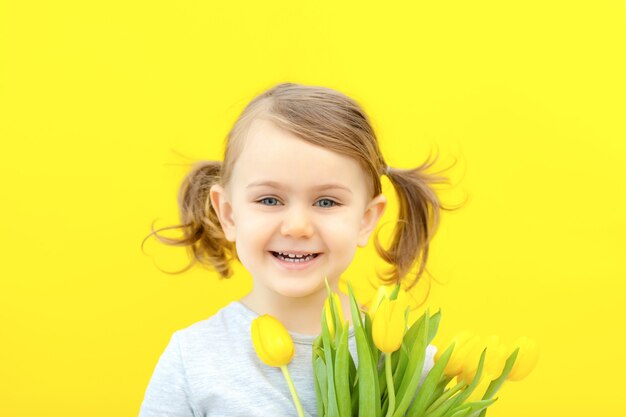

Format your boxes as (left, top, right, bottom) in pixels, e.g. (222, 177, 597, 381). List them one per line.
(462, 349, 520, 417)
(392, 343, 410, 390)
(404, 314, 425, 350)
(322, 305, 340, 417)
(349, 346, 357, 389)
(381, 392, 389, 417)
(314, 356, 328, 416)
(335, 323, 352, 417)
(378, 357, 387, 396)
(480, 347, 520, 401)
(364, 311, 381, 369)
(348, 281, 381, 417)
(390, 283, 401, 300)
(426, 375, 455, 411)
(443, 404, 472, 417)
(349, 341, 358, 415)
(406, 341, 455, 417)
(445, 349, 488, 410)
(423, 380, 466, 417)
(461, 398, 498, 417)
(326, 278, 345, 348)
(427, 310, 442, 344)
(391, 308, 429, 417)
(313, 334, 326, 364)
(351, 377, 359, 416)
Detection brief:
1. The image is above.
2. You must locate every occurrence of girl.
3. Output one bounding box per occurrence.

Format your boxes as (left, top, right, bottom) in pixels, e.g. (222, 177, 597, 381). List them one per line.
(139, 82, 457, 417)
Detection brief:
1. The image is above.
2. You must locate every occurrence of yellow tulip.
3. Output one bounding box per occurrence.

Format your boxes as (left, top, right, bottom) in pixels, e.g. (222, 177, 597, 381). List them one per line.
(436, 331, 480, 377)
(367, 284, 393, 317)
(483, 335, 508, 377)
(371, 294, 409, 353)
(324, 292, 345, 339)
(341, 277, 378, 309)
(251, 314, 295, 367)
(461, 335, 507, 382)
(368, 284, 410, 318)
(507, 336, 540, 381)
(251, 314, 304, 417)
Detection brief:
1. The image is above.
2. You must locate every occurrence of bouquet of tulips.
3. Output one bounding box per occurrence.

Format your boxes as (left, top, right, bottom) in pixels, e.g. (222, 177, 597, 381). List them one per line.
(252, 278, 538, 417)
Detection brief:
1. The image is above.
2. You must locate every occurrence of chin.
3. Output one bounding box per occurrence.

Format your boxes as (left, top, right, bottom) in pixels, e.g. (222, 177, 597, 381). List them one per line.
(272, 279, 326, 300)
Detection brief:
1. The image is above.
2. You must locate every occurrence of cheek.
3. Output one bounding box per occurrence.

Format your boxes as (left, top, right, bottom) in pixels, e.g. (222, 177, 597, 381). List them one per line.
(321, 215, 362, 245)
(334, 210, 362, 231)
(233, 207, 274, 236)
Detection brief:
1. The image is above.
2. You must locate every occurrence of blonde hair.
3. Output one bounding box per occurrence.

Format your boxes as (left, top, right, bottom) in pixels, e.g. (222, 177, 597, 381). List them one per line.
(142, 82, 463, 290)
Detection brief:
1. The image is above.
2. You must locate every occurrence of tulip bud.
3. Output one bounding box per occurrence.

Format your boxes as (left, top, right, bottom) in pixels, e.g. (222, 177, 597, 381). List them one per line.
(324, 292, 345, 339)
(436, 330, 480, 377)
(459, 336, 482, 383)
(342, 277, 377, 309)
(507, 336, 539, 381)
(251, 314, 295, 367)
(367, 284, 394, 318)
(483, 335, 508, 377)
(461, 335, 507, 382)
(371, 294, 409, 353)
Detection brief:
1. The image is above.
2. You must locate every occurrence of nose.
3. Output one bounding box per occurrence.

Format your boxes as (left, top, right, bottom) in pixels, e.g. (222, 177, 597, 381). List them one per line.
(280, 204, 314, 238)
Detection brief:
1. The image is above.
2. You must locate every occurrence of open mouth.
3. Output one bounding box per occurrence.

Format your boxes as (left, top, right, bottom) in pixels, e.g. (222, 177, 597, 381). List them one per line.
(270, 251, 320, 263)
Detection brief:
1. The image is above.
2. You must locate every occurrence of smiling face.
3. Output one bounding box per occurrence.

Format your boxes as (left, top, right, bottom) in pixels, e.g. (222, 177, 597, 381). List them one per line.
(209, 118, 387, 307)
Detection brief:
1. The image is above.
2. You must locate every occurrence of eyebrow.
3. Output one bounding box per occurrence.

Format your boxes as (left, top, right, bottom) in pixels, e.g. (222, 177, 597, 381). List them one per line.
(246, 180, 353, 194)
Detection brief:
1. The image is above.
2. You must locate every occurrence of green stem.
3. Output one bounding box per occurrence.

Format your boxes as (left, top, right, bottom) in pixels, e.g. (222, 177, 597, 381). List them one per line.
(280, 365, 305, 417)
(385, 353, 395, 417)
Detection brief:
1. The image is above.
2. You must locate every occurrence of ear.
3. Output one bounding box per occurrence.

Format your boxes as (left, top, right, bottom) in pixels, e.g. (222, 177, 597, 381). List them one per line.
(357, 193, 387, 247)
(209, 184, 236, 242)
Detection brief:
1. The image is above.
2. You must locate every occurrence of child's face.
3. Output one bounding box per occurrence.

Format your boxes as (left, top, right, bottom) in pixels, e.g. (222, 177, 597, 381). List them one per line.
(210, 118, 386, 303)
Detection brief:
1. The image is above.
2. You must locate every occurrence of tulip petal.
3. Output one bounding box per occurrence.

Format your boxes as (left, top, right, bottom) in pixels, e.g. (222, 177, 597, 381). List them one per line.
(449, 332, 477, 376)
(251, 315, 295, 367)
(261, 317, 293, 366)
(252, 317, 275, 366)
(507, 336, 539, 382)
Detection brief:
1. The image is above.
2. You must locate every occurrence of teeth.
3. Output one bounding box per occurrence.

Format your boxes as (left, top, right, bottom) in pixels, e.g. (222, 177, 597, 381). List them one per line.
(275, 252, 317, 262)
(280, 252, 312, 259)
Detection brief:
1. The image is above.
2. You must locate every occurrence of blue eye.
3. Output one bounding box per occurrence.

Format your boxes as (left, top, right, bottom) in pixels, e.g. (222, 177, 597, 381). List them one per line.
(315, 198, 338, 208)
(258, 197, 281, 206)
(257, 197, 338, 207)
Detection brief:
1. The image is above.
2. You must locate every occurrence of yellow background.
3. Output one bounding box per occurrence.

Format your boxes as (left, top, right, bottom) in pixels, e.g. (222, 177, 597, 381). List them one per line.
(1, 0, 624, 415)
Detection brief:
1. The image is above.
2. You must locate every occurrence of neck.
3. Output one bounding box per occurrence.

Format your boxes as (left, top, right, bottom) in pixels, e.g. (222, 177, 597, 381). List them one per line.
(238, 282, 355, 336)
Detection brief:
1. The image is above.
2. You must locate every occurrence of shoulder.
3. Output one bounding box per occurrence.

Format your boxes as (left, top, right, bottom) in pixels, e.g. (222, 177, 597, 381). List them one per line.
(174, 301, 247, 342)
(171, 301, 254, 359)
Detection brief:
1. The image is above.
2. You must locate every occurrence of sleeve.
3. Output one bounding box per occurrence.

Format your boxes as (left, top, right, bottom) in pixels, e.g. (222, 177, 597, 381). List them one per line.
(138, 331, 197, 417)
(419, 344, 438, 387)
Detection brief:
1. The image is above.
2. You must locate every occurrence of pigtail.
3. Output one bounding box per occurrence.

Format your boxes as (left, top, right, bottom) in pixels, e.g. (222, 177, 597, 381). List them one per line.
(374, 152, 462, 292)
(141, 160, 236, 279)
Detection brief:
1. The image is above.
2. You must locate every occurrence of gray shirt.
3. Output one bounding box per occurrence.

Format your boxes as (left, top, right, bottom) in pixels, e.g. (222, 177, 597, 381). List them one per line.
(138, 300, 437, 417)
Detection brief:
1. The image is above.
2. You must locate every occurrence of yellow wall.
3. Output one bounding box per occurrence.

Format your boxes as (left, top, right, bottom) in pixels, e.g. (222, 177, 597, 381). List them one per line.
(1, 1, 624, 415)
